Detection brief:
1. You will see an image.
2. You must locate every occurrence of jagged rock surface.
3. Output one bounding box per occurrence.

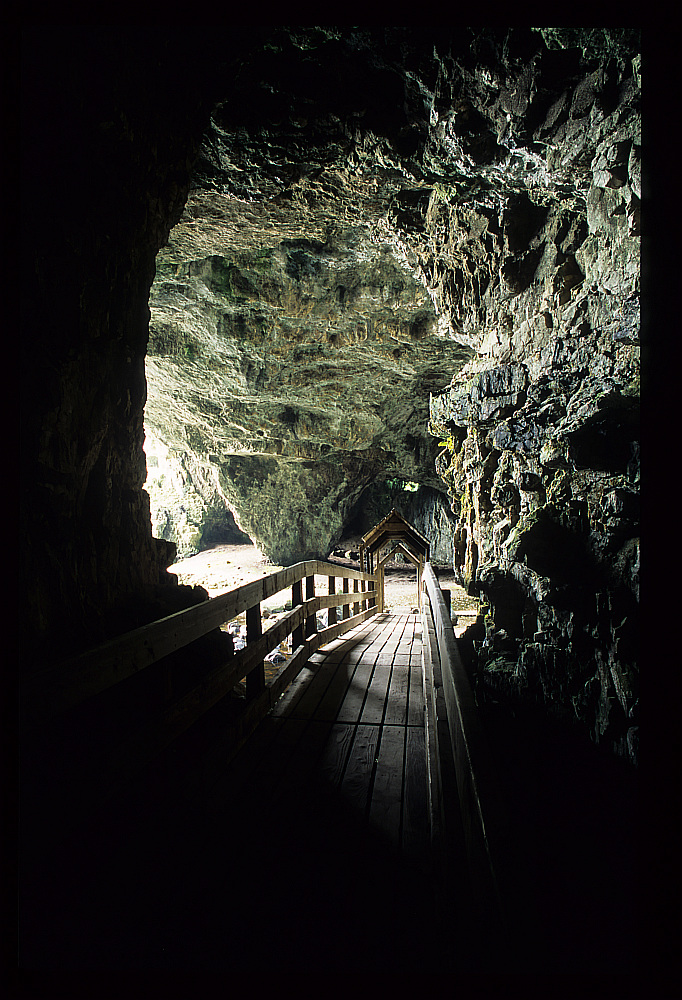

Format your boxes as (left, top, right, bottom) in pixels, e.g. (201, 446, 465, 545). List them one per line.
(138, 28, 639, 759)
(421, 32, 640, 760)
(145, 237, 471, 562)
(144, 429, 251, 556)
(22, 29, 639, 763)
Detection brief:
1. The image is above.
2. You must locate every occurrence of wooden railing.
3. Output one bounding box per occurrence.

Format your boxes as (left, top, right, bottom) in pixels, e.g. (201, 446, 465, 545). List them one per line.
(22, 561, 377, 820)
(420, 562, 519, 961)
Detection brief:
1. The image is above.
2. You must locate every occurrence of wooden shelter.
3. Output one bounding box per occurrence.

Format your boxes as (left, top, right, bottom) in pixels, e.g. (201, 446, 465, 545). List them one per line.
(359, 509, 430, 612)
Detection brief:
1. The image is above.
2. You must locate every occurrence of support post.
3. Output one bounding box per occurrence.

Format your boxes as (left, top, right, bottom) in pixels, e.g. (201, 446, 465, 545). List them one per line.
(292, 578, 304, 649)
(246, 603, 265, 699)
(342, 576, 350, 619)
(353, 577, 360, 616)
(305, 574, 316, 637)
(328, 575, 337, 627)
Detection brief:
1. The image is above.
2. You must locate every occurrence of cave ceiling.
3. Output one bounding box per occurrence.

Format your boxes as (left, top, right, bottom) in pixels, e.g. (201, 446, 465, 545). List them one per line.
(21, 26, 640, 760)
(141, 27, 640, 569)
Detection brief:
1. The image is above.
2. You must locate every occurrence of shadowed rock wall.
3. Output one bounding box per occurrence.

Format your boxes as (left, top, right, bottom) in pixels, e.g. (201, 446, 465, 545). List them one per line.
(420, 31, 640, 760)
(21, 28, 639, 764)
(21, 29, 226, 655)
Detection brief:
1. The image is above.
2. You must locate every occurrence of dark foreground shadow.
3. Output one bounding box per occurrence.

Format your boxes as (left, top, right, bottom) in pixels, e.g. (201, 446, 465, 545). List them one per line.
(19, 735, 474, 974)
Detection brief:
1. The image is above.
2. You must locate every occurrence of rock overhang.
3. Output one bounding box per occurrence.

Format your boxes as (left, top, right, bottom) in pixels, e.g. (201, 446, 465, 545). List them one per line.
(21, 26, 640, 759)
(142, 29, 639, 595)
(144, 186, 476, 561)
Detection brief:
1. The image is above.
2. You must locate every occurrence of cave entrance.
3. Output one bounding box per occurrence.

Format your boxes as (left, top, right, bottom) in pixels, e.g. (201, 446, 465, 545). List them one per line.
(142, 186, 474, 570)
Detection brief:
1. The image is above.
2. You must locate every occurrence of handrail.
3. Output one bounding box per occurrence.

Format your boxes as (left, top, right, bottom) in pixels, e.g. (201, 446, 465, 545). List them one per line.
(421, 561, 516, 952)
(101, 600, 380, 789)
(23, 559, 377, 728)
(20, 558, 378, 854)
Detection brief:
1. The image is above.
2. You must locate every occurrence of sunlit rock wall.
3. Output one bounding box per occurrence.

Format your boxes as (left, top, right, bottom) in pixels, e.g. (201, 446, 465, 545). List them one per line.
(22, 27, 639, 759)
(143, 429, 251, 558)
(144, 239, 471, 562)
(423, 31, 640, 760)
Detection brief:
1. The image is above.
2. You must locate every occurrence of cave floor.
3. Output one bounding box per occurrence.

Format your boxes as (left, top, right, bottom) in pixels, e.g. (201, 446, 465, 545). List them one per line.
(20, 613, 477, 974)
(19, 610, 638, 977)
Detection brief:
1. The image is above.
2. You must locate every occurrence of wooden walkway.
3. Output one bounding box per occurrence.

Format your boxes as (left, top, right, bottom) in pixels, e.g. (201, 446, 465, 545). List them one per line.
(179, 612, 441, 970)
(23, 612, 472, 972)
(257, 611, 430, 852)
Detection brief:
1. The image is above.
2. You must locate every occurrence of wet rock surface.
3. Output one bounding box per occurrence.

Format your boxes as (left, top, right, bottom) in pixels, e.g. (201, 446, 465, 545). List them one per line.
(19, 27, 647, 980)
(23, 28, 639, 743)
(418, 32, 640, 760)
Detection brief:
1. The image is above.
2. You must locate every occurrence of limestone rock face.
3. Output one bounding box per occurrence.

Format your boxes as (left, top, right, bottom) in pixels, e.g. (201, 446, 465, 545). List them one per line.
(144, 237, 471, 561)
(421, 31, 640, 760)
(22, 28, 639, 763)
(143, 429, 251, 557)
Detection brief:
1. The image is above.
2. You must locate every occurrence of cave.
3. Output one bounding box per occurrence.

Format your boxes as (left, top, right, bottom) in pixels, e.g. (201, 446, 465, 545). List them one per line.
(19, 27, 659, 981)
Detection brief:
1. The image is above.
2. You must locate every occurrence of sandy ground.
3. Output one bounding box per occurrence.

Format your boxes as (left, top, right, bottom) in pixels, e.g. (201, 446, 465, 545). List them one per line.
(380, 563, 480, 635)
(170, 543, 282, 597)
(170, 543, 479, 635)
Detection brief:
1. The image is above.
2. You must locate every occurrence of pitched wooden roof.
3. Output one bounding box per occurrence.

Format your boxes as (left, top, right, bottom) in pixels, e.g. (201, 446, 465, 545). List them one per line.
(377, 540, 421, 566)
(360, 509, 430, 561)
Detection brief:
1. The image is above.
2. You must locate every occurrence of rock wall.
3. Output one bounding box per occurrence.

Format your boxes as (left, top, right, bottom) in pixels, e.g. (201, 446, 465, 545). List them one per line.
(143, 429, 251, 558)
(21, 30, 224, 656)
(421, 31, 640, 760)
(143, 183, 473, 565)
(21, 28, 639, 765)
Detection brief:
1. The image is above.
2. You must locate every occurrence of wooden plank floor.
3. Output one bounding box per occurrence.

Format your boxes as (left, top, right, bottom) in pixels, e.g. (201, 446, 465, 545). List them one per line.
(176, 612, 440, 970)
(20, 614, 465, 973)
(223, 611, 431, 855)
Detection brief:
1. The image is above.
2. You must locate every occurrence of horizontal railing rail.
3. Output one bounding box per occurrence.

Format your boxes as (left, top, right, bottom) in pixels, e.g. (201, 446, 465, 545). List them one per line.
(421, 561, 517, 955)
(101, 595, 380, 792)
(23, 559, 376, 729)
(21, 558, 378, 854)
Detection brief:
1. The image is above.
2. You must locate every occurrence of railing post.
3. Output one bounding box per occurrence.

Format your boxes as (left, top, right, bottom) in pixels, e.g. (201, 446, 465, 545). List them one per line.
(361, 578, 366, 611)
(342, 576, 350, 619)
(353, 577, 360, 616)
(305, 574, 316, 637)
(328, 575, 337, 627)
(292, 578, 304, 650)
(246, 602, 265, 699)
